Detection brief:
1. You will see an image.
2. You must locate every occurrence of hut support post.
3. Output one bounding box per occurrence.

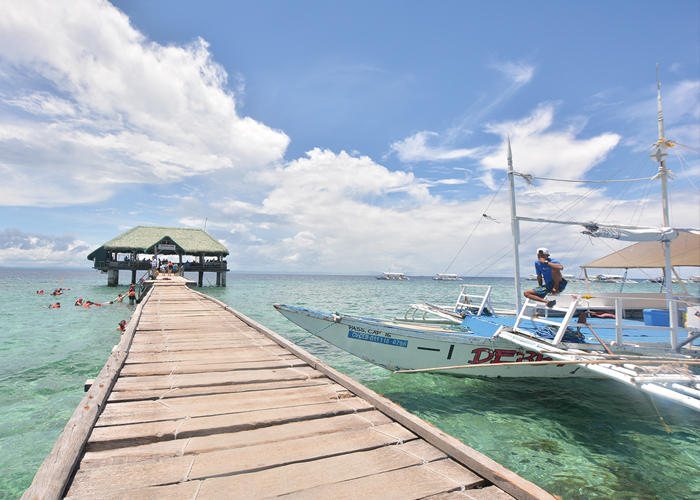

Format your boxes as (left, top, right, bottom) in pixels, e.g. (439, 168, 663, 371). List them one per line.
(107, 269, 119, 286)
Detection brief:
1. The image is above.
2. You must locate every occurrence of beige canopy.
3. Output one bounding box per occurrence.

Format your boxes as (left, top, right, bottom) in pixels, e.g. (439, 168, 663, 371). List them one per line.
(582, 230, 700, 269)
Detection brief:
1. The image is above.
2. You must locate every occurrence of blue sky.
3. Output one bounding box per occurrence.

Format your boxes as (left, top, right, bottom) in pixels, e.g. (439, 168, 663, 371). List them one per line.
(0, 0, 698, 277)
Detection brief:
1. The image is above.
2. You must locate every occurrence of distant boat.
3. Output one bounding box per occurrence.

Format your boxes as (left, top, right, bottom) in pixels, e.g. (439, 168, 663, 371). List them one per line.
(376, 272, 409, 280)
(433, 273, 462, 281)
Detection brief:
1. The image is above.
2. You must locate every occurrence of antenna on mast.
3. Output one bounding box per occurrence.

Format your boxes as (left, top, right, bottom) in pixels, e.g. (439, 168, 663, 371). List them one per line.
(656, 63, 665, 141)
(204, 218, 208, 231)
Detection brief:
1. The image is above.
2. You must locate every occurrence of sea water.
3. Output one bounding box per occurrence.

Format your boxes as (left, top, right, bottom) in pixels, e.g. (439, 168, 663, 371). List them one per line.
(1, 270, 699, 500)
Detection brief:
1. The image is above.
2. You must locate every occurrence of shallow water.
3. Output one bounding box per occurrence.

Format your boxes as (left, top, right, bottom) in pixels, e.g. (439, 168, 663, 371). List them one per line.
(1, 270, 699, 499)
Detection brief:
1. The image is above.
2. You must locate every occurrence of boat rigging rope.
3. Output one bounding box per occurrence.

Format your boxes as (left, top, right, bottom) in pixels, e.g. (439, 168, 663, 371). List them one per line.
(649, 394, 673, 434)
(520, 161, 698, 298)
(421, 176, 509, 305)
(292, 316, 340, 346)
(514, 172, 661, 184)
(671, 145, 700, 192)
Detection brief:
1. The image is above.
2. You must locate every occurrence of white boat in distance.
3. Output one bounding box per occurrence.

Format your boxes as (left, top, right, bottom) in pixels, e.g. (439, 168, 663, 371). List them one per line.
(433, 273, 462, 281)
(276, 75, 700, 412)
(376, 272, 409, 280)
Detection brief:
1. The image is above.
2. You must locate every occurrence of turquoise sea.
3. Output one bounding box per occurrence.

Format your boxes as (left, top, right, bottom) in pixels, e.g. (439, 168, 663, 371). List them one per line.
(1, 269, 699, 500)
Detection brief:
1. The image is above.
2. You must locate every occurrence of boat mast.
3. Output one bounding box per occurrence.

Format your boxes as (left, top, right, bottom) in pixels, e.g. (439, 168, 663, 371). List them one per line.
(507, 136, 523, 313)
(652, 64, 678, 346)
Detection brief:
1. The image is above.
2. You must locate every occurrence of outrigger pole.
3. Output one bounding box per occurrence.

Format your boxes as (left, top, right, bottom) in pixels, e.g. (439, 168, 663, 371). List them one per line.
(507, 136, 523, 313)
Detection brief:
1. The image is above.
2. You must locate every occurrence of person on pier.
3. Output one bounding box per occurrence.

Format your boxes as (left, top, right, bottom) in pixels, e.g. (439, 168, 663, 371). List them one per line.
(523, 248, 566, 308)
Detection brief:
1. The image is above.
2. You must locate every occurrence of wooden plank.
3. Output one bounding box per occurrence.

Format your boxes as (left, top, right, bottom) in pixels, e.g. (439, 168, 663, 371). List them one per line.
(425, 486, 516, 499)
(187, 422, 418, 480)
(111, 365, 324, 392)
(196, 439, 449, 500)
(65, 423, 416, 497)
(64, 481, 201, 500)
(107, 376, 333, 402)
(119, 357, 308, 376)
(127, 340, 277, 352)
(124, 345, 291, 363)
(96, 384, 354, 426)
(63, 455, 194, 498)
(271, 458, 485, 500)
(83, 411, 392, 461)
(87, 397, 374, 450)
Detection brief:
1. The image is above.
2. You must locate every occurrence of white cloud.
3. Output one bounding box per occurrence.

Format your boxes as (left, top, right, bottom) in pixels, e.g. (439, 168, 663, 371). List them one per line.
(481, 103, 621, 179)
(3, 91, 76, 116)
(0, 228, 91, 268)
(389, 60, 537, 164)
(0, 0, 289, 207)
(491, 61, 535, 85)
(388, 131, 484, 163)
(203, 105, 673, 275)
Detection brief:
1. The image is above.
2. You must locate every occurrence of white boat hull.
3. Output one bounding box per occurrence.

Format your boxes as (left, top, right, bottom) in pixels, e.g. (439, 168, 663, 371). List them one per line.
(275, 304, 602, 378)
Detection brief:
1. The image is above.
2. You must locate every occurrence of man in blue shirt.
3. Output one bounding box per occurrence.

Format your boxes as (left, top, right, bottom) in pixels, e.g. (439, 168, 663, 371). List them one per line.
(524, 247, 566, 308)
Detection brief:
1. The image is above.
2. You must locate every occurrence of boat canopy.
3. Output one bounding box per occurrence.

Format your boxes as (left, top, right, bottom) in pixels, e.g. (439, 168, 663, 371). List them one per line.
(582, 230, 700, 269)
(580, 223, 700, 242)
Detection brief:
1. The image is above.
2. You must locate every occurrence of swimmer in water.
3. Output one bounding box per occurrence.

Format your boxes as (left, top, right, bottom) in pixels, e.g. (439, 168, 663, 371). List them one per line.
(50, 302, 61, 309)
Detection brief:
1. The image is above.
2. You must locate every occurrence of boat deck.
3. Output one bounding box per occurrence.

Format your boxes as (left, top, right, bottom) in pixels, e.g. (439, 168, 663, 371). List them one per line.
(23, 279, 554, 500)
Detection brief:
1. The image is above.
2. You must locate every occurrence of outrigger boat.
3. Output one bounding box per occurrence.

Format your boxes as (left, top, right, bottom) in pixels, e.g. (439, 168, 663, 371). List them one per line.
(376, 271, 409, 280)
(433, 273, 463, 281)
(275, 74, 700, 412)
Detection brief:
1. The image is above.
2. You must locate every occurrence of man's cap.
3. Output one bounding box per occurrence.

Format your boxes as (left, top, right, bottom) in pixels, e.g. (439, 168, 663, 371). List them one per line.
(537, 247, 550, 255)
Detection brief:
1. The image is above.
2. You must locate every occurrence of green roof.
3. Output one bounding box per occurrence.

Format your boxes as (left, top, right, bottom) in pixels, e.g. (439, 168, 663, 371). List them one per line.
(87, 226, 229, 260)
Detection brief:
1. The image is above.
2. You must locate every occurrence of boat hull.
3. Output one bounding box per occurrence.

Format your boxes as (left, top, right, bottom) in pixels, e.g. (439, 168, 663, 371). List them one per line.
(274, 304, 602, 378)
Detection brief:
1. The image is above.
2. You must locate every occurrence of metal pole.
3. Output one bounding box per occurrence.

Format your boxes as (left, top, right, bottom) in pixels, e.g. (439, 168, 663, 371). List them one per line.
(507, 136, 523, 313)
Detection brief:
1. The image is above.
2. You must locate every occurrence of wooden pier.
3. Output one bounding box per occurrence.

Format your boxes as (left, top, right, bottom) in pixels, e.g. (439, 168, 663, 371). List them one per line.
(23, 279, 555, 500)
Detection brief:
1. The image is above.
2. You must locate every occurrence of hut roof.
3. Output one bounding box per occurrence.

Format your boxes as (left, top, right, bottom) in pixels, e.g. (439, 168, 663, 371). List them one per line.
(87, 226, 229, 260)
